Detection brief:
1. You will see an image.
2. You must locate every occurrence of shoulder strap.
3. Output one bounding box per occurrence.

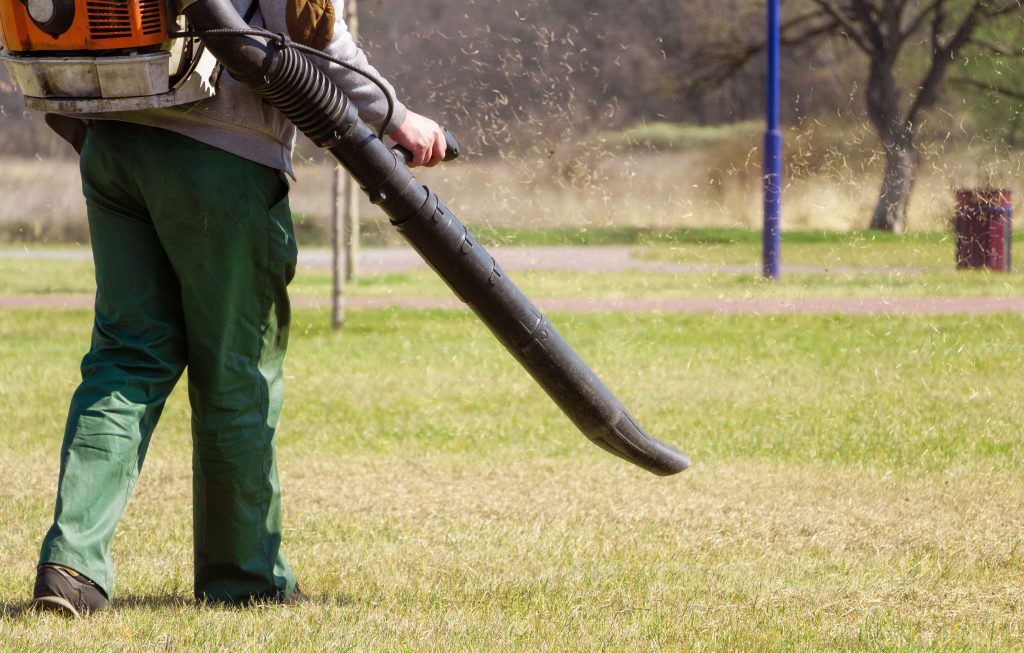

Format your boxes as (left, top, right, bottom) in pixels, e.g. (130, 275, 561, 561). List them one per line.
(242, 0, 259, 23)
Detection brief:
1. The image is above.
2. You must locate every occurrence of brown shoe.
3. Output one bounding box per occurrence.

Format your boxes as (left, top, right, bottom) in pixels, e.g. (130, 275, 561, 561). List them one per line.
(31, 564, 110, 618)
(279, 584, 309, 605)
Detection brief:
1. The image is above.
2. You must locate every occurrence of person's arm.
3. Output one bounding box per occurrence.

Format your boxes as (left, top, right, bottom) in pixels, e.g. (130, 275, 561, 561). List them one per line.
(304, 2, 446, 166)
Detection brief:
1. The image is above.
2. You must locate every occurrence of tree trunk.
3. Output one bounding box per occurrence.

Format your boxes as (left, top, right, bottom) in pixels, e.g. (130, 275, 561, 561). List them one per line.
(864, 54, 915, 233)
(869, 135, 915, 232)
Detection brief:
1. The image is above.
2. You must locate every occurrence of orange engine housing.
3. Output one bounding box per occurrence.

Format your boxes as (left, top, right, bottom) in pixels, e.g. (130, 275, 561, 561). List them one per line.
(0, 0, 169, 52)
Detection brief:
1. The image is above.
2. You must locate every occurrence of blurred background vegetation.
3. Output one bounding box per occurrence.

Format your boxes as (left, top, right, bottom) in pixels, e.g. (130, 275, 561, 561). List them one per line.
(2, 0, 1023, 240)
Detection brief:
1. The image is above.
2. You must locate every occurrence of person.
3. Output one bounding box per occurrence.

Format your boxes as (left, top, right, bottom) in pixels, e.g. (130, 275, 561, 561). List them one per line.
(30, 0, 446, 616)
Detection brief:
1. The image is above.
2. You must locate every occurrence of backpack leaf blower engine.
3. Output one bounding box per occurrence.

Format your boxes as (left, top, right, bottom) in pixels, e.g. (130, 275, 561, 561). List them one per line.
(0, 0, 691, 476)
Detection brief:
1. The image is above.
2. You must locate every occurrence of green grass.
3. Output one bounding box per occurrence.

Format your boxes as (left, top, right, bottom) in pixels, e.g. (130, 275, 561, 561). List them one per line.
(1, 302, 1023, 649)
(635, 229, 957, 269)
(6, 230, 1024, 303)
(0, 256, 96, 295)
(0, 224, 954, 249)
(287, 267, 1024, 302)
(457, 226, 952, 249)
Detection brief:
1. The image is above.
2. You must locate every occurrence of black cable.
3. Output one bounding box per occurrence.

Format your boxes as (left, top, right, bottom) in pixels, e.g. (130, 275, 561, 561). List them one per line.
(169, 39, 206, 92)
(169, 27, 396, 138)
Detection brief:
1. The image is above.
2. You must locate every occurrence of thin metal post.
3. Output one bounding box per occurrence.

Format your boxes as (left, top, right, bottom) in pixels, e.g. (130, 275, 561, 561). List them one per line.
(343, 0, 360, 281)
(330, 0, 359, 326)
(763, 0, 782, 280)
(331, 165, 345, 329)
(343, 175, 359, 280)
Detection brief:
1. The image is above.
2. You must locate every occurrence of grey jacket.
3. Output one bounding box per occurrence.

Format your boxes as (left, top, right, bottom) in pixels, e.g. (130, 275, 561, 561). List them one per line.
(70, 0, 407, 176)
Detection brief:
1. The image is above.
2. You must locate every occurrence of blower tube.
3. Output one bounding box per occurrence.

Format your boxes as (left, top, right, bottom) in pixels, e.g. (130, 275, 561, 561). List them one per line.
(185, 0, 690, 476)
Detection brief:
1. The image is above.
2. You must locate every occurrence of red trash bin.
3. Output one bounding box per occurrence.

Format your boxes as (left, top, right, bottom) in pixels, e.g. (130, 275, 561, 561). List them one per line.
(954, 188, 1013, 272)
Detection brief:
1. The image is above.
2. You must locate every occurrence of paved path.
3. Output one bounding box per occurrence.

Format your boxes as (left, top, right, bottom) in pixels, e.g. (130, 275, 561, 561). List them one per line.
(284, 245, 900, 276)
(2, 245, 920, 276)
(2, 246, 1018, 314)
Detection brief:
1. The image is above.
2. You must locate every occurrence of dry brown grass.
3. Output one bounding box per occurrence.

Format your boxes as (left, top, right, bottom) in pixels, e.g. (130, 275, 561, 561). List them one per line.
(3, 451, 1023, 650)
(275, 141, 1006, 236)
(5, 121, 1019, 244)
(0, 152, 734, 243)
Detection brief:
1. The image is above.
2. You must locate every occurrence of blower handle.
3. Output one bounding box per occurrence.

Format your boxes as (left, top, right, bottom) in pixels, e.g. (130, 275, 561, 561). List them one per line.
(392, 126, 461, 165)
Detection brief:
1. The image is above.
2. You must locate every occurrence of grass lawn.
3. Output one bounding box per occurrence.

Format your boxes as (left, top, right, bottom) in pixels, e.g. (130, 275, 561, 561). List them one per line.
(4, 229, 1024, 303)
(1, 299, 1022, 650)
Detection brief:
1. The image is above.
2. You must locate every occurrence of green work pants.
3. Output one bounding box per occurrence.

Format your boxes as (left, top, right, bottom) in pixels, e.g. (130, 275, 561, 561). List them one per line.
(38, 120, 299, 603)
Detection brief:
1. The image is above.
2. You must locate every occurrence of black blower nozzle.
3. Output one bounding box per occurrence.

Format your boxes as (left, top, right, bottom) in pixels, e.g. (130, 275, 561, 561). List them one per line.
(185, 0, 690, 475)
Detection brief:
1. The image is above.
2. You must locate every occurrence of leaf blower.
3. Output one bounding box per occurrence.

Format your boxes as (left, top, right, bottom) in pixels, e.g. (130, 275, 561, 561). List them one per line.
(0, 0, 691, 476)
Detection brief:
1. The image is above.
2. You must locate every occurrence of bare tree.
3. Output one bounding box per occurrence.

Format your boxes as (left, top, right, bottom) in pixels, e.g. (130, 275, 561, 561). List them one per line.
(699, 0, 1024, 232)
(825, 1, 1024, 231)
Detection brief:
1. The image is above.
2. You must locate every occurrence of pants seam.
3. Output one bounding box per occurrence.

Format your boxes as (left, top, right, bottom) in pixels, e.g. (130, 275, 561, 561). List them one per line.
(254, 164, 276, 593)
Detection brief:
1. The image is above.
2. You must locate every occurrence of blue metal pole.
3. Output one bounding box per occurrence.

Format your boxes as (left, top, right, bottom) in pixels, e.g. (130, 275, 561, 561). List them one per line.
(763, 0, 782, 280)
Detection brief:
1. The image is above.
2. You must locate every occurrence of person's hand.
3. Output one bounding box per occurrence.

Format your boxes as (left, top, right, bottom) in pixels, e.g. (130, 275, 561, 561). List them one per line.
(390, 111, 446, 167)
